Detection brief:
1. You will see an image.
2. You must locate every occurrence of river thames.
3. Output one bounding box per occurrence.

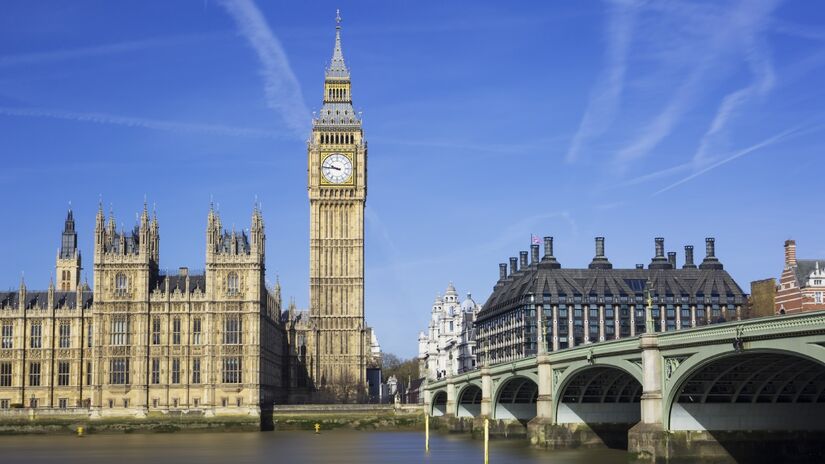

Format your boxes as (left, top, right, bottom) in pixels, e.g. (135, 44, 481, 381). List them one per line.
(0, 431, 631, 463)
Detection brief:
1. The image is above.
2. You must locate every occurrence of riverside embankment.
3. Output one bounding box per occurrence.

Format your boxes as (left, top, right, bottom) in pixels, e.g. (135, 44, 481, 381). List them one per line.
(0, 409, 260, 435)
(271, 404, 424, 431)
(0, 404, 425, 435)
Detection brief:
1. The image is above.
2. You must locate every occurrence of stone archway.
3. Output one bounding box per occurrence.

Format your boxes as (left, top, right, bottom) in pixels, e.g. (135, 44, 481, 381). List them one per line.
(431, 390, 447, 417)
(457, 385, 482, 418)
(661, 349, 825, 462)
(554, 365, 642, 449)
(668, 351, 825, 431)
(494, 376, 538, 421)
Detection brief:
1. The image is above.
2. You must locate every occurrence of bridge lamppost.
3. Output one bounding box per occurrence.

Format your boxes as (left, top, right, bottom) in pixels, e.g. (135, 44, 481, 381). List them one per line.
(645, 282, 655, 334)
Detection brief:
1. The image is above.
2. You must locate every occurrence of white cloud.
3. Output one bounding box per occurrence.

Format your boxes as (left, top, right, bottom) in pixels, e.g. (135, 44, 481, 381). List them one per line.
(0, 34, 221, 68)
(219, 0, 311, 139)
(566, 0, 640, 163)
(692, 32, 776, 167)
(615, 0, 780, 167)
(0, 106, 286, 139)
(653, 123, 812, 196)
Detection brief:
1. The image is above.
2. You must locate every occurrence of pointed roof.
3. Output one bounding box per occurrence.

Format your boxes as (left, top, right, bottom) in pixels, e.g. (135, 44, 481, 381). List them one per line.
(63, 206, 75, 232)
(60, 206, 78, 259)
(326, 9, 350, 80)
(445, 281, 458, 296)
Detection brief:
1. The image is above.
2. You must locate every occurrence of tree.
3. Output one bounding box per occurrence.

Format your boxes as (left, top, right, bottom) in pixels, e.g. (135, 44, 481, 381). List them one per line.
(381, 353, 421, 395)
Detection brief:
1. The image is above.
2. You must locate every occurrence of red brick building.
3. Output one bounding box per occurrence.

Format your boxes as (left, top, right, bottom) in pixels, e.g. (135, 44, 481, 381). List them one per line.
(775, 240, 825, 314)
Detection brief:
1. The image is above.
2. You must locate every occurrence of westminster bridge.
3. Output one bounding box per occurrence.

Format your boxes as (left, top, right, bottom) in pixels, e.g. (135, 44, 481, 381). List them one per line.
(423, 311, 825, 462)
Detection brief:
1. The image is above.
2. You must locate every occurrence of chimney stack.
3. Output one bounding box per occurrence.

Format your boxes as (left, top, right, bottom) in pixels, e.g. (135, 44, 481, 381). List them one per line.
(589, 237, 613, 269)
(683, 245, 697, 269)
(530, 244, 540, 265)
(649, 237, 670, 269)
(499, 263, 507, 281)
(519, 251, 528, 270)
(785, 240, 797, 268)
(699, 237, 723, 270)
(539, 236, 561, 269)
(509, 257, 518, 276)
(667, 252, 677, 268)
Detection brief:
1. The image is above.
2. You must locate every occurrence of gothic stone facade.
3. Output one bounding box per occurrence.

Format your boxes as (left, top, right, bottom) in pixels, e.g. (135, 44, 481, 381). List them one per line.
(0, 205, 285, 415)
(294, 14, 376, 401)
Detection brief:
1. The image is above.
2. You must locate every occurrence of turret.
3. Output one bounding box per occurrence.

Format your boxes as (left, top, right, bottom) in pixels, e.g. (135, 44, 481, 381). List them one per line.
(250, 202, 265, 258)
(56, 206, 82, 291)
(95, 201, 105, 257)
(18, 275, 26, 311)
(48, 278, 55, 309)
(94, 203, 159, 302)
(273, 275, 282, 312)
(149, 205, 159, 263)
(206, 202, 221, 258)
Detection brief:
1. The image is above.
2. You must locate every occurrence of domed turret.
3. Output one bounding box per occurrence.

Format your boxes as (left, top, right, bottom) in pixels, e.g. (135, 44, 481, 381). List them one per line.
(461, 293, 477, 313)
(444, 282, 458, 303)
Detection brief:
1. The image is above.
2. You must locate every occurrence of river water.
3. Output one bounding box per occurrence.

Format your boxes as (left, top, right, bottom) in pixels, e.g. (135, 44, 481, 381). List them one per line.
(0, 430, 631, 463)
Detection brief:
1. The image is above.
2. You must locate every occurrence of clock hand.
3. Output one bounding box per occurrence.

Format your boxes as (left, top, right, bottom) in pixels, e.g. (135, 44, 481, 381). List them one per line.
(322, 164, 341, 171)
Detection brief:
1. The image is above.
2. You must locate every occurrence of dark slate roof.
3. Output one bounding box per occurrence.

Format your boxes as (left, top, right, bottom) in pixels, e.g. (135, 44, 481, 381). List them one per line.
(219, 232, 250, 255)
(24, 291, 49, 309)
(154, 274, 206, 293)
(794, 260, 825, 288)
(0, 291, 17, 307)
(478, 263, 747, 323)
(105, 225, 141, 255)
(0, 290, 93, 309)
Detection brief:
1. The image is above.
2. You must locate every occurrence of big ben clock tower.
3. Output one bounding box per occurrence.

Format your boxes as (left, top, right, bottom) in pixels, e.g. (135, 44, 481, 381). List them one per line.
(307, 11, 368, 398)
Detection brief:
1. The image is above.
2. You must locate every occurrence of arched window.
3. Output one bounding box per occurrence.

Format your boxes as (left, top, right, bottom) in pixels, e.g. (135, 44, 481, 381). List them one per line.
(115, 273, 127, 295)
(227, 272, 239, 296)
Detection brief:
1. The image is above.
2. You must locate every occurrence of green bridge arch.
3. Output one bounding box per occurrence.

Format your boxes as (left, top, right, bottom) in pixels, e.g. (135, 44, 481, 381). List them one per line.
(663, 337, 825, 431)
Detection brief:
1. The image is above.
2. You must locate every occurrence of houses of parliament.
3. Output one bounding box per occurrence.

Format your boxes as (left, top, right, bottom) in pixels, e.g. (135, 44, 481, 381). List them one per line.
(0, 14, 377, 415)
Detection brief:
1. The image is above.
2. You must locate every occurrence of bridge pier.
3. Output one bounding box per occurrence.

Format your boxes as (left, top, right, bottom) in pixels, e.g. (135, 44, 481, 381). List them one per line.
(628, 333, 667, 462)
(445, 381, 457, 418)
(527, 354, 554, 446)
(480, 367, 492, 418)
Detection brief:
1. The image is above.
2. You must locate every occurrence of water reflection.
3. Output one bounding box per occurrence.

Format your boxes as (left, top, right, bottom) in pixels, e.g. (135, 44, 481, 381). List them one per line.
(0, 431, 630, 464)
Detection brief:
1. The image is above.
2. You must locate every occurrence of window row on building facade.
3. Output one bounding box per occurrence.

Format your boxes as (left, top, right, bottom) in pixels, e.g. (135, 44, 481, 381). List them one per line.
(474, 237, 746, 367)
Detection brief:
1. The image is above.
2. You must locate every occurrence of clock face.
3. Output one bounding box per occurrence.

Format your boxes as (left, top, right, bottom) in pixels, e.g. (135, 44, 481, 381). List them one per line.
(321, 153, 353, 184)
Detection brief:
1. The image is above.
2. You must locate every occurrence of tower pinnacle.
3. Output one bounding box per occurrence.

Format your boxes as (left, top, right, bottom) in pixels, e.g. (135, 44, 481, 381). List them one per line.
(327, 9, 349, 79)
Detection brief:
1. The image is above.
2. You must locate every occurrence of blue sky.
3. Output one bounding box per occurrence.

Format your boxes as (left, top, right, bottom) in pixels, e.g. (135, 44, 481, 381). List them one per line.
(1, 0, 825, 358)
